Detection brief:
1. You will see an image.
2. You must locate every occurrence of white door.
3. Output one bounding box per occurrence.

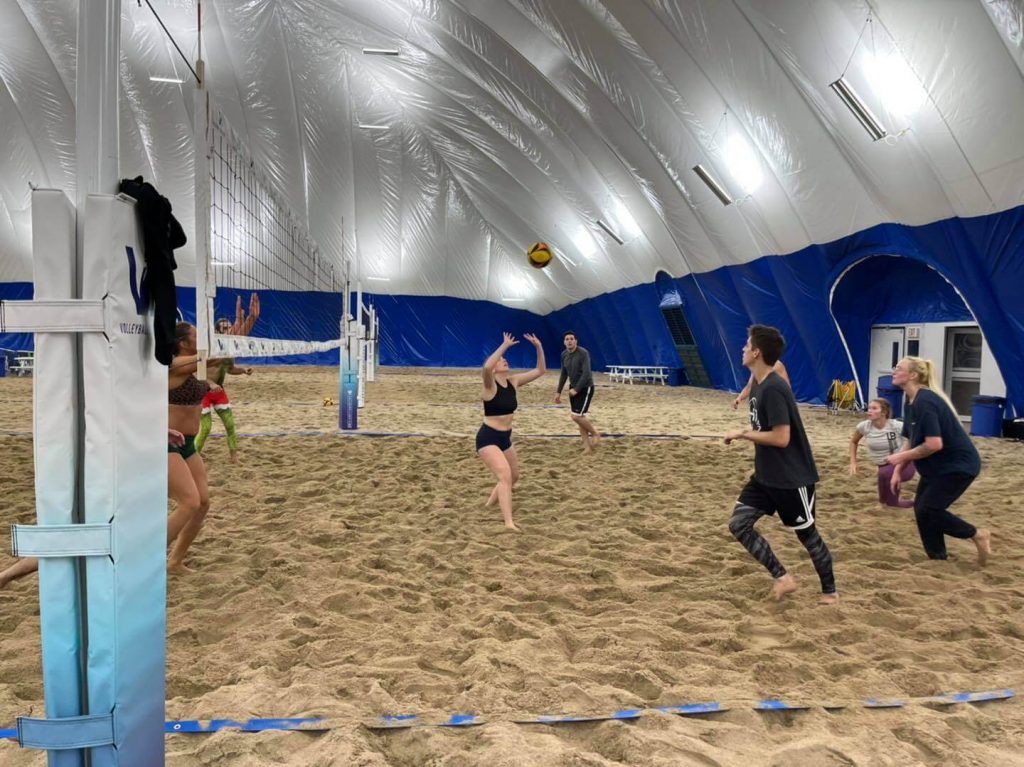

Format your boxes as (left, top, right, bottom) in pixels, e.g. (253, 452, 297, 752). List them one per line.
(869, 326, 905, 399)
(944, 327, 982, 420)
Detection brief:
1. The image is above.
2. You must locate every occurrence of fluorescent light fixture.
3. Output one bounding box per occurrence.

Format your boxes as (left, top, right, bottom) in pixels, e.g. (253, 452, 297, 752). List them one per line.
(596, 219, 624, 245)
(150, 76, 185, 84)
(501, 297, 525, 303)
(210, 260, 235, 266)
(723, 134, 763, 195)
(362, 47, 400, 56)
(829, 76, 887, 141)
(358, 124, 390, 131)
(692, 164, 733, 206)
(366, 275, 390, 281)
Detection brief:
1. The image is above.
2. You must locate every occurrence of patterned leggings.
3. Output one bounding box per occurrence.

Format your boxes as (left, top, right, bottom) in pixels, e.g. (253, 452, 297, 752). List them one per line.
(195, 407, 237, 453)
(729, 504, 836, 594)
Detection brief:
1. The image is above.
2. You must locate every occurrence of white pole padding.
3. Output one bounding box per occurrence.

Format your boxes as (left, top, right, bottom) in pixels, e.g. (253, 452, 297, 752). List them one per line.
(81, 194, 168, 765)
(365, 305, 376, 383)
(28, 188, 87, 763)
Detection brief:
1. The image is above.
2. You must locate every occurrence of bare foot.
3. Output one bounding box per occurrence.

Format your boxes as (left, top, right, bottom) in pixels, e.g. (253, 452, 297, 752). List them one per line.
(167, 561, 194, 575)
(590, 431, 601, 448)
(973, 529, 992, 566)
(582, 441, 593, 454)
(503, 521, 521, 532)
(817, 592, 839, 606)
(772, 574, 797, 601)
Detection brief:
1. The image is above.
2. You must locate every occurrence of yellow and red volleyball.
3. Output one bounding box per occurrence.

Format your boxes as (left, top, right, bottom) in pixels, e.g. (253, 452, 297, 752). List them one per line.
(527, 241, 553, 269)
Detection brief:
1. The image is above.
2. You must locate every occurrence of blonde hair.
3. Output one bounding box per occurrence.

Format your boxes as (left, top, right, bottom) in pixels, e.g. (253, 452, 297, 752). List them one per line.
(904, 356, 957, 414)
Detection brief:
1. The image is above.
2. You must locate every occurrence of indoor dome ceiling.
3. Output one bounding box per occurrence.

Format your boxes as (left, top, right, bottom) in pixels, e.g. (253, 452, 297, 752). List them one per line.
(2, 0, 1023, 313)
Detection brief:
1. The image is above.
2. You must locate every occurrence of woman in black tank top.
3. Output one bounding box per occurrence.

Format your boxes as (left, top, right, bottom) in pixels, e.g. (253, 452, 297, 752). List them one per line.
(478, 332, 546, 530)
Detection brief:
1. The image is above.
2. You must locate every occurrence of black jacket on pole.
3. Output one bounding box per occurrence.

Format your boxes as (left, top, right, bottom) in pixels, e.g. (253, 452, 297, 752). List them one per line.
(118, 176, 185, 366)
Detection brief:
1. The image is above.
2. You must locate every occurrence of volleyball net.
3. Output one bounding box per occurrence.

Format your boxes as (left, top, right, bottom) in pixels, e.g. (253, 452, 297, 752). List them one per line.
(193, 90, 377, 426)
(195, 97, 350, 361)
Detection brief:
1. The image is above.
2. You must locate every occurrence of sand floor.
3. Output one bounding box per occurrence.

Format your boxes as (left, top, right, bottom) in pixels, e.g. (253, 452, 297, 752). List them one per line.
(1, 367, 1022, 766)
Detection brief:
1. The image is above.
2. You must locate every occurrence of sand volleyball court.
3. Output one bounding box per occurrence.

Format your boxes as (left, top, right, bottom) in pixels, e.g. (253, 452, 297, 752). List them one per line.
(2, 367, 1022, 766)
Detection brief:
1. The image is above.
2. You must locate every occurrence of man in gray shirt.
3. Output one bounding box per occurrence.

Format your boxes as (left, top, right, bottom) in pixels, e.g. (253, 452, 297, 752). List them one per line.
(555, 331, 600, 453)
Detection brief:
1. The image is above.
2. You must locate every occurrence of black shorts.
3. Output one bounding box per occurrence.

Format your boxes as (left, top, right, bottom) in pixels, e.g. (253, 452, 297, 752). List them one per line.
(569, 386, 594, 415)
(736, 476, 816, 530)
(476, 424, 512, 452)
(167, 434, 197, 460)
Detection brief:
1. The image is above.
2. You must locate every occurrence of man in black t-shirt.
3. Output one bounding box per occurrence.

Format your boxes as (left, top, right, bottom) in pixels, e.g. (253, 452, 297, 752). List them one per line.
(724, 325, 838, 603)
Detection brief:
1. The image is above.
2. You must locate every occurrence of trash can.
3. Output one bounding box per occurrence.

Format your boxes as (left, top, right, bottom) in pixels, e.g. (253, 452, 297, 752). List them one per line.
(876, 375, 903, 419)
(666, 368, 685, 387)
(970, 395, 1006, 437)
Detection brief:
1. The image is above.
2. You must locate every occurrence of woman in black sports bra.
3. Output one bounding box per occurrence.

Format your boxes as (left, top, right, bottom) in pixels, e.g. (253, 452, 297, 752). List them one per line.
(478, 332, 545, 530)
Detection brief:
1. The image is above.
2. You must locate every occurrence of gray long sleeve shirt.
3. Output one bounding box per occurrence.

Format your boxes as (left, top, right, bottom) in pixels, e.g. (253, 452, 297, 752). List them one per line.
(557, 347, 593, 393)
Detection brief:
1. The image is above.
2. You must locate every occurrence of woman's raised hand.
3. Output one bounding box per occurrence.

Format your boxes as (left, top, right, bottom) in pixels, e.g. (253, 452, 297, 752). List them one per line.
(502, 332, 519, 347)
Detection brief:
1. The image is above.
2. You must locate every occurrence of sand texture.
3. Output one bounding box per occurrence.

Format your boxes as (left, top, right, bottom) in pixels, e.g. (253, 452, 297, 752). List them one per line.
(1, 367, 1022, 766)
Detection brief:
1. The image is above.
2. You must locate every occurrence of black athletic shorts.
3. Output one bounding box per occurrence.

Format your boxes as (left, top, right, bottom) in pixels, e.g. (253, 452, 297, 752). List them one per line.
(476, 423, 512, 452)
(736, 476, 817, 531)
(569, 386, 594, 415)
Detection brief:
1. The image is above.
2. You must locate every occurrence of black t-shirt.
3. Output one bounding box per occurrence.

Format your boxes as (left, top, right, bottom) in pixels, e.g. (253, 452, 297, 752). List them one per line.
(901, 388, 981, 478)
(748, 372, 819, 488)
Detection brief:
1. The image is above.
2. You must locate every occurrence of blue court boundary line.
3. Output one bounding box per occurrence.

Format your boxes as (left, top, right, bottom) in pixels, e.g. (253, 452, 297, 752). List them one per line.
(0, 689, 1012, 739)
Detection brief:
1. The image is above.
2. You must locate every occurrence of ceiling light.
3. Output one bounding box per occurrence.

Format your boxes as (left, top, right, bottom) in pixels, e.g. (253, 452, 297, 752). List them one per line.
(150, 76, 185, 84)
(863, 53, 927, 118)
(362, 48, 400, 56)
(692, 164, 733, 206)
(366, 276, 390, 282)
(501, 297, 525, 303)
(829, 76, 887, 141)
(572, 227, 599, 259)
(596, 220, 624, 246)
(723, 135, 763, 195)
(211, 260, 235, 266)
(357, 124, 390, 131)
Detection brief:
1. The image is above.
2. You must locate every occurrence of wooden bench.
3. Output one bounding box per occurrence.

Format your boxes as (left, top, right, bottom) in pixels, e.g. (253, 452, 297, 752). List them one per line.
(607, 365, 669, 385)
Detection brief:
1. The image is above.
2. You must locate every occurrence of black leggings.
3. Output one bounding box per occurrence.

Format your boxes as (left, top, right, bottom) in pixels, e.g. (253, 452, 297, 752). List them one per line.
(914, 473, 977, 559)
(729, 504, 836, 594)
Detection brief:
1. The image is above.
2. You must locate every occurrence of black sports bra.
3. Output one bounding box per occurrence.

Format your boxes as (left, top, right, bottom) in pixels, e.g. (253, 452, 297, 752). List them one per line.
(483, 380, 517, 416)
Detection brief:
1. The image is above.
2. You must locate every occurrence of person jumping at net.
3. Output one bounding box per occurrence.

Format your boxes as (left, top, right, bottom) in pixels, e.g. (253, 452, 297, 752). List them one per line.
(555, 330, 599, 453)
(478, 332, 546, 531)
(724, 324, 838, 604)
(195, 295, 260, 462)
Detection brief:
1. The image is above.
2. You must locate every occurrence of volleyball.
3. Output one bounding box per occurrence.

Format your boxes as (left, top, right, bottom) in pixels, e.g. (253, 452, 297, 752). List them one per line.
(527, 241, 553, 269)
